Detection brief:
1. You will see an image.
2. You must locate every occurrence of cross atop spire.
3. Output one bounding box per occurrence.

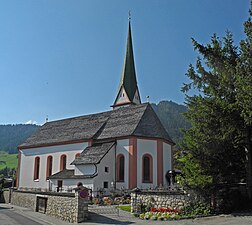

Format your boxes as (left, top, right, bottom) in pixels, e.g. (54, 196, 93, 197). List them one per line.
(112, 16, 141, 109)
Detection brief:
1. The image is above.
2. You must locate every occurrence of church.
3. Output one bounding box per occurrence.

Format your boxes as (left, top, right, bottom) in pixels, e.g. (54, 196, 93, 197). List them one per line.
(17, 19, 175, 193)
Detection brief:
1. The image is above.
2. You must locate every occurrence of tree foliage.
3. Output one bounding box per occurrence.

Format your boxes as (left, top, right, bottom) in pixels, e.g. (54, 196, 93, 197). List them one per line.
(180, 4, 252, 197)
(176, 153, 212, 189)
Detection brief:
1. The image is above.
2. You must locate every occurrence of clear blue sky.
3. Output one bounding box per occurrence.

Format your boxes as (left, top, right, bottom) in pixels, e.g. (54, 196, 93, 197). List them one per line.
(0, 0, 250, 125)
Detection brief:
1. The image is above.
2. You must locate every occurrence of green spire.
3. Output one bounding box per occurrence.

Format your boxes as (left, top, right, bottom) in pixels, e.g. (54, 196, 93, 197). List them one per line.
(119, 19, 138, 102)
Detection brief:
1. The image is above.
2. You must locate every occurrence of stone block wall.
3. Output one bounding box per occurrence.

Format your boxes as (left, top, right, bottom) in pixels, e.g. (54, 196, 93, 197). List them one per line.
(131, 190, 192, 214)
(4, 189, 36, 211)
(3, 190, 10, 203)
(46, 194, 77, 223)
(3, 190, 88, 223)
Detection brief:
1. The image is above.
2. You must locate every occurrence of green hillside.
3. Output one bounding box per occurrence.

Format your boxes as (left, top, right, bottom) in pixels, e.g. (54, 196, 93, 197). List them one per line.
(0, 124, 39, 154)
(152, 100, 191, 144)
(0, 151, 18, 170)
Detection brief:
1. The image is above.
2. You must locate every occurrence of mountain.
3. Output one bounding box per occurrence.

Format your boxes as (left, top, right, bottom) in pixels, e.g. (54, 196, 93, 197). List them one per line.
(152, 100, 191, 144)
(0, 124, 40, 154)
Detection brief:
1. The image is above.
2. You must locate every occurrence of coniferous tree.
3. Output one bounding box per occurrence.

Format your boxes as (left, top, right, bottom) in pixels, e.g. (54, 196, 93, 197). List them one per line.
(181, 4, 252, 199)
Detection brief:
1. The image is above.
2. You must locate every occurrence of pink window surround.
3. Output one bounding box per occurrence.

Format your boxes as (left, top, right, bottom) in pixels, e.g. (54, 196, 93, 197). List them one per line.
(116, 154, 125, 182)
(129, 137, 137, 189)
(60, 154, 67, 171)
(142, 153, 153, 183)
(34, 156, 40, 180)
(157, 140, 163, 186)
(46, 155, 53, 180)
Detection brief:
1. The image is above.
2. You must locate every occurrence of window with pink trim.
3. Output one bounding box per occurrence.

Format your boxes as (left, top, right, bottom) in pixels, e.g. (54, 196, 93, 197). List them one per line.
(46, 156, 53, 179)
(34, 157, 40, 180)
(60, 154, 67, 171)
(142, 154, 153, 183)
(116, 154, 125, 182)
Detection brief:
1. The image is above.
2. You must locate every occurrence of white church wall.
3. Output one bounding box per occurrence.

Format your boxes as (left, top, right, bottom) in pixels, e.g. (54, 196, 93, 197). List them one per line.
(137, 139, 157, 189)
(93, 146, 115, 194)
(115, 139, 129, 190)
(18, 142, 88, 190)
(163, 142, 172, 186)
(75, 165, 96, 176)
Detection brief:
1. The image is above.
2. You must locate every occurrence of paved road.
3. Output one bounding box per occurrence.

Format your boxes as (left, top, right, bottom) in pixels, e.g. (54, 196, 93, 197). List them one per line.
(1, 204, 252, 225)
(0, 206, 43, 225)
(88, 211, 252, 225)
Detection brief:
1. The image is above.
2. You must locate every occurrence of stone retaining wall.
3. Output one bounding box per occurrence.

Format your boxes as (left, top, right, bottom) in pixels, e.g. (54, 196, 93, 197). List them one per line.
(3, 189, 88, 223)
(131, 190, 193, 214)
(2, 190, 11, 203)
(12, 190, 37, 210)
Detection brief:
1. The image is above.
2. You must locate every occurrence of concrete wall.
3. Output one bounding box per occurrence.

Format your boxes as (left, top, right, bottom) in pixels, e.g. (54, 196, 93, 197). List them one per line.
(19, 142, 88, 190)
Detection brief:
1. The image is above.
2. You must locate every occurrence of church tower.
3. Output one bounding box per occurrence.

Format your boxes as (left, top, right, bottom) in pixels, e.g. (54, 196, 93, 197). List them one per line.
(112, 16, 141, 109)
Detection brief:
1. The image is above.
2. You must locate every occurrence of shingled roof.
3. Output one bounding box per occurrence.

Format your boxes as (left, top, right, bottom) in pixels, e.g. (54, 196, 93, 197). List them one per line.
(19, 103, 174, 149)
(71, 142, 115, 165)
(49, 169, 97, 179)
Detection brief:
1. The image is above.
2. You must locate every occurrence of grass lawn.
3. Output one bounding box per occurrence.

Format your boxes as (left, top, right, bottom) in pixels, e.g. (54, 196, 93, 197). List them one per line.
(0, 151, 18, 170)
(116, 205, 131, 212)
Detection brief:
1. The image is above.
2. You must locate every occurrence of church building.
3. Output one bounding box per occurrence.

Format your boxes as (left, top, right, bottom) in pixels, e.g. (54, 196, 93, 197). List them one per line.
(17, 19, 175, 193)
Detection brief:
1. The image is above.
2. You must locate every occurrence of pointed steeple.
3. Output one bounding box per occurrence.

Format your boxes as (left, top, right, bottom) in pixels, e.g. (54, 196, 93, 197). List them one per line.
(112, 15, 141, 109)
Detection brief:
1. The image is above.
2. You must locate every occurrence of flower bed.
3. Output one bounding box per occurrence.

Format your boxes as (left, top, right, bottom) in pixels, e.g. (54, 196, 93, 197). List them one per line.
(139, 207, 183, 220)
(139, 204, 212, 220)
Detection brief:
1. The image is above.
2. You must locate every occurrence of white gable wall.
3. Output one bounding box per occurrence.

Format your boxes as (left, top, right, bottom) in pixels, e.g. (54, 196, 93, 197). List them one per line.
(18, 142, 88, 190)
(93, 146, 115, 194)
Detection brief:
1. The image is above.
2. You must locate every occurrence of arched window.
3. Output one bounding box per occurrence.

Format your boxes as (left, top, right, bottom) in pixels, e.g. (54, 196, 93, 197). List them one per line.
(116, 154, 125, 182)
(142, 154, 153, 183)
(60, 154, 67, 171)
(75, 153, 81, 158)
(46, 156, 53, 179)
(34, 157, 40, 180)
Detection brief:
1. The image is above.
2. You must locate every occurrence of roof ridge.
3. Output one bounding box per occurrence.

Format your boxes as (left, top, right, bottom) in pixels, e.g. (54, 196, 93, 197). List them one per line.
(44, 109, 113, 124)
(132, 104, 174, 143)
(92, 117, 110, 140)
(130, 103, 150, 135)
